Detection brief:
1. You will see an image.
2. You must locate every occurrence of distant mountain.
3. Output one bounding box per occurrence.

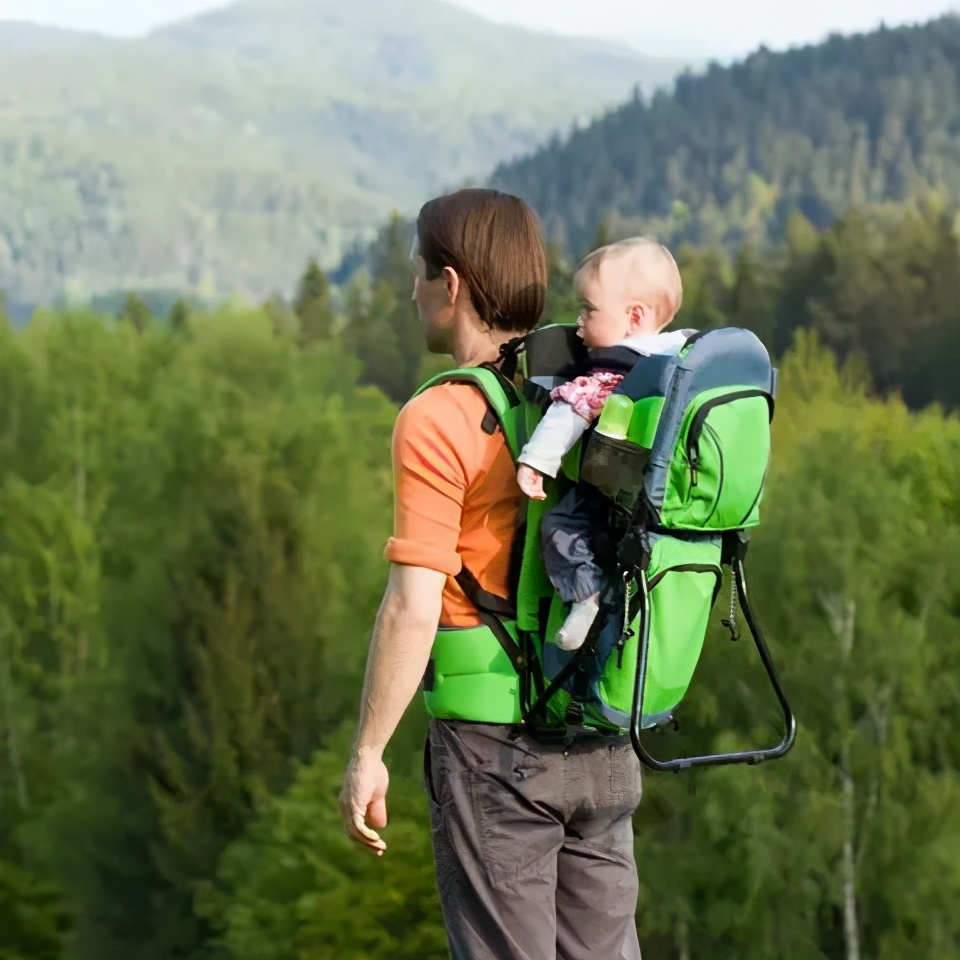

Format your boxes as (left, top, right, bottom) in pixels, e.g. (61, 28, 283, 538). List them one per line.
(0, 0, 688, 306)
(492, 16, 960, 256)
(0, 21, 108, 54)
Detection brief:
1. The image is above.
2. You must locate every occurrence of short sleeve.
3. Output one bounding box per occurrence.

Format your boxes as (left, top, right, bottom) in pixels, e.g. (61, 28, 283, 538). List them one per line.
(384, 385, 489, 576)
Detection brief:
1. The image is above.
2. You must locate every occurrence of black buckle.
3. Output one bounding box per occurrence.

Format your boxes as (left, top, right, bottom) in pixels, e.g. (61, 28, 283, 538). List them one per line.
(722, 529, 751, 565)
(563, 700, 584, 754)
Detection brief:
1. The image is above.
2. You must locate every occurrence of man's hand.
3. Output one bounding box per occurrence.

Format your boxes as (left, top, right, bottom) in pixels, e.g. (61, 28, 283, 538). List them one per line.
(517, 463, 546, 500)
(339, 749, 390, 856)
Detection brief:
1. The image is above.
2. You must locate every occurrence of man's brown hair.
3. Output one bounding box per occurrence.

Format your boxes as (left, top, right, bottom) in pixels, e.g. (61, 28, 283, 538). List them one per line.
(416, 188, 547, 333)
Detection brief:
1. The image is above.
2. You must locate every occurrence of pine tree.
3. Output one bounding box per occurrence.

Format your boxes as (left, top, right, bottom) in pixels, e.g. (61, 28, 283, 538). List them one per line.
(590, 215, 612, 253)
(341, 213, 425, 402)
(120, 292, 151, 334)
(294, 259, 335, 344)
(167, 298, 190, 334)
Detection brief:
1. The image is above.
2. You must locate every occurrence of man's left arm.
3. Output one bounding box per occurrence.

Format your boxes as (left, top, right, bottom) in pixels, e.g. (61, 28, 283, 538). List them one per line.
(338, 561, 444, 855)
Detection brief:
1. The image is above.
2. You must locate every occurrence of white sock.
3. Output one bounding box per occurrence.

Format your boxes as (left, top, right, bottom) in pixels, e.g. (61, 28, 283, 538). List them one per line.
(555, 596, 600, 651)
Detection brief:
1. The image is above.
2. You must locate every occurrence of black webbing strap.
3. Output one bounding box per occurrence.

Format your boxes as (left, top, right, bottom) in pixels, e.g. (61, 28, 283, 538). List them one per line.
(494, 336, 526, 383)
(479, 339, 526, 395)
(454, 567, 526, 672)
(523, 378, 553, 411)
(525, 599, 606, 722)
(455, 567, 515, 619)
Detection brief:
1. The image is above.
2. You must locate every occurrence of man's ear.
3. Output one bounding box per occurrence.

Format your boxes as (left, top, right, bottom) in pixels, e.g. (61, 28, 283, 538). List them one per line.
(442, 265, 460, 305)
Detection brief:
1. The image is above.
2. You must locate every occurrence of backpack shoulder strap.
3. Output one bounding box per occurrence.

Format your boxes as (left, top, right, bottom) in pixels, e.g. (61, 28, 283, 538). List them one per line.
(414, 365, 524, 460)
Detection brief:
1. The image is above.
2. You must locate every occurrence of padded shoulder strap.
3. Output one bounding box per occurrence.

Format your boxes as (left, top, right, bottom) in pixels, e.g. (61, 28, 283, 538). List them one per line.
(414, 366, 524, 460)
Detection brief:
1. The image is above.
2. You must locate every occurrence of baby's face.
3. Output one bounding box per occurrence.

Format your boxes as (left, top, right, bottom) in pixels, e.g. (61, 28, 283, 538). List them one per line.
(575, 260, 647, 348)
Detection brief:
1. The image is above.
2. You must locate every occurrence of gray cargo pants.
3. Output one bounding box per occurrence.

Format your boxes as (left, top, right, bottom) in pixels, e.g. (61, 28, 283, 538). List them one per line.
(424, 719, 643, 960)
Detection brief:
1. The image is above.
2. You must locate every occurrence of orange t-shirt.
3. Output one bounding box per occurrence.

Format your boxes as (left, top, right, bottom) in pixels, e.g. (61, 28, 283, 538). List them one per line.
(384, 382, 521, 627)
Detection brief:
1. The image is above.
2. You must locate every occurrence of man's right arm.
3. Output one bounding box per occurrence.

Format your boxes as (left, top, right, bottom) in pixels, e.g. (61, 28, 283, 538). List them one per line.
(340, 387, 475, 855)
(339, 561, 444, 855)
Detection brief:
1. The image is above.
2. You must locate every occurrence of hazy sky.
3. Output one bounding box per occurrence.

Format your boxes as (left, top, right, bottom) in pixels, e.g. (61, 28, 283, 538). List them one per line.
(0, 0, 956, 57)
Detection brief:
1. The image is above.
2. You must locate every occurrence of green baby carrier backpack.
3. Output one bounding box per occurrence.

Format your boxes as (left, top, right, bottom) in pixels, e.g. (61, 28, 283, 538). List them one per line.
(417, 324, 796, 771)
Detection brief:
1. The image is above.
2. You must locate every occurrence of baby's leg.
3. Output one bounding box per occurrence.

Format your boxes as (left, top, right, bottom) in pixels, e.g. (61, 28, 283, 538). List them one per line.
(541, 488, 605, 650)
(555, 595, 601, 651)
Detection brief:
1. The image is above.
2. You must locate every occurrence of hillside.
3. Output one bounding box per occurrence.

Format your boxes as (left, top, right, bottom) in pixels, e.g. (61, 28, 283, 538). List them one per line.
(492, 16, 960, 256)
(0, 0, 687, 307)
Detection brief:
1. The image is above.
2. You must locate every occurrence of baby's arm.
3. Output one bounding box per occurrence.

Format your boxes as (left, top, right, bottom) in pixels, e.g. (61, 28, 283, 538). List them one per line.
(516, 400, 592, 499)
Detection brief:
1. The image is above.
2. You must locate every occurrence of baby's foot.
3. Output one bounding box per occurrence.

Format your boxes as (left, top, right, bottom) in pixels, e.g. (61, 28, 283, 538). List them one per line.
(555, 596, 600, 651)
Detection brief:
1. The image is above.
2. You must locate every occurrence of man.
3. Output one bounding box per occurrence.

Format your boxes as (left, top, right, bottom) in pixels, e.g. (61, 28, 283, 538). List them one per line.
(339, 188, 644, 960)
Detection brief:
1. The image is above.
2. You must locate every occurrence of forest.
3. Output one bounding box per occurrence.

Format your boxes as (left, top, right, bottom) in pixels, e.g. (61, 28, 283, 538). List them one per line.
(1, 195, 958, 959)
(493, 16, 960, 261)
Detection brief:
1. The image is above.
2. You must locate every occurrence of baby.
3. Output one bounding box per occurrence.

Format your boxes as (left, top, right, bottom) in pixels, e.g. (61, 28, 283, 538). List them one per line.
(517, 237, 690, 650)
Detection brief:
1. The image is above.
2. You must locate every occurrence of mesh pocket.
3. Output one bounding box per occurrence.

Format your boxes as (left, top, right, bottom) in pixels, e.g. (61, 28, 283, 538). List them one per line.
(580, 432, 649, 498)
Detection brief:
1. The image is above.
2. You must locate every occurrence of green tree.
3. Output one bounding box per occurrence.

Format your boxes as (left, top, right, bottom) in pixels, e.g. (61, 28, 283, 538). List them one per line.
(200, 726, 446, 960)
(168, 298, 191, 335)
(120, 292, 151, 334)
(543, 240, 579, 326)
(341, 211, 437, 401)
(294, 259, 335, 344)
(674, 245, 731, 331)
(0, 859, 71, 960)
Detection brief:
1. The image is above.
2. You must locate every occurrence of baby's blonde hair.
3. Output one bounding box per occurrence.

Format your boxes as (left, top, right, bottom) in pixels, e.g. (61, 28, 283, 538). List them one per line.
(574, 236, 683, 328)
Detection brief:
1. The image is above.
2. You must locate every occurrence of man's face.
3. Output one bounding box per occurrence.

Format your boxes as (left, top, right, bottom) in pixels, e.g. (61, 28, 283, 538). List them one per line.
(410, 237, 454, 354)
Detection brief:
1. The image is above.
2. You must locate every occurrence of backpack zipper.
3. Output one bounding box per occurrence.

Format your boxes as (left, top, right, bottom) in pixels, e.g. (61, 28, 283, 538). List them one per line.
(686, 389, 769, 487)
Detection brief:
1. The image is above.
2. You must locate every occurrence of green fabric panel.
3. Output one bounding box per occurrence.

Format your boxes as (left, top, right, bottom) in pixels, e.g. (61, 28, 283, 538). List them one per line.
(639, 537, 722, 717)
(596, 537, 721, 721)
(627, 395, 665, 447)
(661, 387, 770, 531)
(516, 494, 555, 632)
(424, 624, 523, 723)
(542, 595, 573, 725)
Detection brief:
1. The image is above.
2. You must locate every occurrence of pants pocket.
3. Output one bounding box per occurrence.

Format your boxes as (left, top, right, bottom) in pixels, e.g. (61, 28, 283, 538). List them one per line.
(467, 741, 553, 889)
(423, 733, 445, 809)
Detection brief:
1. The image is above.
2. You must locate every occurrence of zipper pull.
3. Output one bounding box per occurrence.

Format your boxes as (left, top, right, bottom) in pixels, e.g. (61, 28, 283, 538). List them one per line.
(689, 448, 700, 486)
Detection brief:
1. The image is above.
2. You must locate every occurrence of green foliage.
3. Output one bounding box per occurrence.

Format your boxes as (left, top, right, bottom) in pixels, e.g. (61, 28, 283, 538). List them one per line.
(293, 261, 335, 344)
(342, 216, 425, 403)
(120, 293, 151, 334)
(168, 298, 191, 334)
(543, 241, 581, 326)
(539, 199, 959, 412)
(0, 305, 397, 959)
(1, 212, 958, 959)
(0, 858, 70, 960)
(198, 726, 447, 960)
(633, 335, 960, 959)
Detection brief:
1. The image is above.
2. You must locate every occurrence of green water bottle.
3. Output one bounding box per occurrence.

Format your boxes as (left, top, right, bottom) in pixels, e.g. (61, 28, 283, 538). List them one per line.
(595, 394, 633, 439)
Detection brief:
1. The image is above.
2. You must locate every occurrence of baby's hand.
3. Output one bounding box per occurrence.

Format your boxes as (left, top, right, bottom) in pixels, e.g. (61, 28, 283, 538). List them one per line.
(517, 464, 546, 500)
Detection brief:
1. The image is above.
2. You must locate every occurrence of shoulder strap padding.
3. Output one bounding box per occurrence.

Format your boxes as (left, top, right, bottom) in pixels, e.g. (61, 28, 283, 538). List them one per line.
(414, 366, 523, 460)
